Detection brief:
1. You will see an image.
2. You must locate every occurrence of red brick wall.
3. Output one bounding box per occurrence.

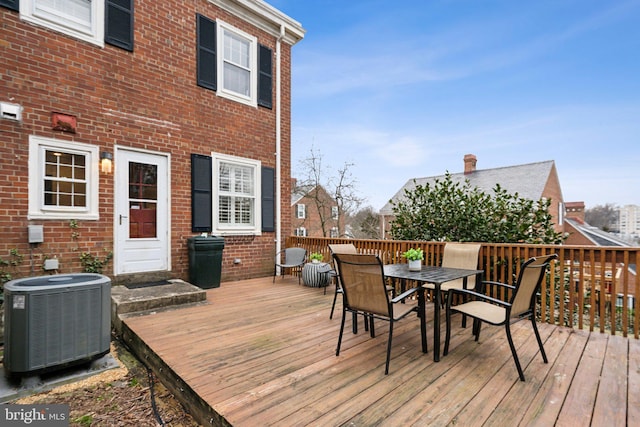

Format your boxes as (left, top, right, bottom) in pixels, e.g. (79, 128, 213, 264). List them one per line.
(541, 163, 565, 233)
(0, 2, 294, 283)
(291, 186, 342, 237)
(563, 221, 594, 246)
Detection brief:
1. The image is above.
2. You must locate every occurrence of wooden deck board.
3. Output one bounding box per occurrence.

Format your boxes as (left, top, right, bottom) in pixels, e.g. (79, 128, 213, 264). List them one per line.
(120, 276, 635, 426)
(520, 328, 588, 427)
(593, 334, 628, 426)
(555, 331, 607, 427)
(628, 337, 640, 426)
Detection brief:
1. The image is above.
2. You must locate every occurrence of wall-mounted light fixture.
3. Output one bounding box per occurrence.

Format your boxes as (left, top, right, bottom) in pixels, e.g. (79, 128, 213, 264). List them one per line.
(100, 152, 113, 174)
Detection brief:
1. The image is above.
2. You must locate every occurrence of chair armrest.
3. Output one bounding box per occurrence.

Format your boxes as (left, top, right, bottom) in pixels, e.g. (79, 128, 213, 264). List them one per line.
(391, 287, 420, 303)
(480, 280, 515, 291)
(451, 288, 511, 308)
(475, 280, 516, 293)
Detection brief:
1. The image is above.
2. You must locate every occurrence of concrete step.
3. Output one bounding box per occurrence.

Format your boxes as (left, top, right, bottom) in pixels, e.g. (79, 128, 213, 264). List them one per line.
(111, 279, 207, 334)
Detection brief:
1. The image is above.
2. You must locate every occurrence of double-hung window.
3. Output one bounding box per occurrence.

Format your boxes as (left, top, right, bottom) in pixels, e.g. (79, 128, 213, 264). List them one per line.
(28, 136, 99, 220)
(213, 153, 261, 234)
(9, 0, 133, 50)
(20, 0, 105, 47)
(218, 21, 257, 106)
(296, 204, 306, 219)
(197, 15, 272, 108)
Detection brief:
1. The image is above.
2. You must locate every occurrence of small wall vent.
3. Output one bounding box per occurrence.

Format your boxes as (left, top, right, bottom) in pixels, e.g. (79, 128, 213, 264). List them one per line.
(0, 102, 23, 122)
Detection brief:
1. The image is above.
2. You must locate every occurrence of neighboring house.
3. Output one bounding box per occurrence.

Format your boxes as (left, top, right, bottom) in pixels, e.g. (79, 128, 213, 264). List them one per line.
(291, 179, 342, 238)
(0, 0, 304, 283)
(564, 201, 637, 309)
(380, 154, 565, 238)
(564, 202, 634, 247)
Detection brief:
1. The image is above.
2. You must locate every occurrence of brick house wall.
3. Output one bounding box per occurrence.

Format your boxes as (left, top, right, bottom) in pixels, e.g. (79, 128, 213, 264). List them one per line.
(0, 1, 303, 283)
(291, 183, 343, 238)
(540, 162, 565, 234)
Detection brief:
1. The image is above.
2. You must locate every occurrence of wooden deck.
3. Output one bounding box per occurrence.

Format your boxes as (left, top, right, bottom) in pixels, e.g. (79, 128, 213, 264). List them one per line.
(119, 276, 639, 426)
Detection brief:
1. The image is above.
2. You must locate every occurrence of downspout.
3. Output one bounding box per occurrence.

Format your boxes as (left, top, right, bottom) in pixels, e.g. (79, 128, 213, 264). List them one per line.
(275, 24, 285, 267)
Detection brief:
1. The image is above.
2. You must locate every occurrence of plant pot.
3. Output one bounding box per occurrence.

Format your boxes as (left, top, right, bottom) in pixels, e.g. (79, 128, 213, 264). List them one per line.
(312, 259, 319, 263)
(408, 260, 422, 271)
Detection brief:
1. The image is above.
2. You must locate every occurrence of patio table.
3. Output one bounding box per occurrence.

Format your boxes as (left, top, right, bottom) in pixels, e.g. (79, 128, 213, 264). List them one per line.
(384, 264, 483, 362)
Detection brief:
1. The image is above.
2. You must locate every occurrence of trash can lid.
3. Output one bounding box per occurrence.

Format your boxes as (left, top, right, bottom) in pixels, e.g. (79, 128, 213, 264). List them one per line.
(188, 235, 225, 247)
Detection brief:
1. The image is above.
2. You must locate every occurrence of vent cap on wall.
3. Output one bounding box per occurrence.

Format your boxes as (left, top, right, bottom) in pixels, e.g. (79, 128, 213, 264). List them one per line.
(0, 102, 23, 122)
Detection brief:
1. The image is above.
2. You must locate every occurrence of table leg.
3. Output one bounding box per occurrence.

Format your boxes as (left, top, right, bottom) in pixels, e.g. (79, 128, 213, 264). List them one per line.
(418, 287, 427, 353)
(461, 276, 468, 328)
(434, 283, 441, 362)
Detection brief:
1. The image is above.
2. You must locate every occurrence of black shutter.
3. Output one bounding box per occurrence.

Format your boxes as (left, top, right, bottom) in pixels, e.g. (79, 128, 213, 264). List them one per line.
(191, 154, 213, 232)
(105, 0, 134, 51)
(258, 44, 273, 108)
(0, 0, 19, 11)
(197, 14, 217, 91)
(261, 166, 275, 232)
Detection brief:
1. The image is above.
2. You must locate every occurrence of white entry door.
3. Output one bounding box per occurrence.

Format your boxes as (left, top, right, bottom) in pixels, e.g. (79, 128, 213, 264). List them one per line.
(115, 148, 169, 274)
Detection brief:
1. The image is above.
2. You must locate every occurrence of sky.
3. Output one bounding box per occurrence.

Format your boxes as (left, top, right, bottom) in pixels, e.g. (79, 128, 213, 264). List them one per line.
(269, 0, 640, 211)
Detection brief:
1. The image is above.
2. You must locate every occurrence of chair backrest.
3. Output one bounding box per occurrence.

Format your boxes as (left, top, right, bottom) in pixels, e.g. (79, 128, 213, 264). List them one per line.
(441, 243, 482, 287)
(510, 254, 558, 317)
(333, 253, 390, 317)
(329, 244, 358, 257)
(329, 243, 358, 274)
(283, 247, 306, 265)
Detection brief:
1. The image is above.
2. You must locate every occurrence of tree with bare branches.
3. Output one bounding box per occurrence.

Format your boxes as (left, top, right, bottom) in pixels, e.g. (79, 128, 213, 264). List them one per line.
(295, 147, 363, 237)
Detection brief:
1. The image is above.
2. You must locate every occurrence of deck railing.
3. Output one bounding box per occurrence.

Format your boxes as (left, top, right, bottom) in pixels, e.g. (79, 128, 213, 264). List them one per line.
(286, 236, 639, 339)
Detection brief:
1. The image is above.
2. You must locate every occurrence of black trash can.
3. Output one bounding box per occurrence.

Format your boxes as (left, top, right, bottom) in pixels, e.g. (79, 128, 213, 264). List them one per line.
(188, 236, 224, 289)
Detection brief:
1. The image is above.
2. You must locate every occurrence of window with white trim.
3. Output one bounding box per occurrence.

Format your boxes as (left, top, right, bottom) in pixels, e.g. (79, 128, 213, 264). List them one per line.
(295, 227, 307, 237)
(330, 227, 339, 238)
(296, 204, 306, 219)
(20, 0, 105, 47)
(213, 153, 261, 234)
(217, 20, 257, 106)
(28, 136, 99, 220)
(331, 206, 339, 220)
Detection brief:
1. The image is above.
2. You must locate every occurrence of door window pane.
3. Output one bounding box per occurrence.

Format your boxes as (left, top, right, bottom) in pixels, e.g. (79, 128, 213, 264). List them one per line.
(129, 162, 158, 238)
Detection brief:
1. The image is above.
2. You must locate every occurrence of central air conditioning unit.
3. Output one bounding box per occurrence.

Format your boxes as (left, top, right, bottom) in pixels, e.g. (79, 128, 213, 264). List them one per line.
(3, 274, 111, 378)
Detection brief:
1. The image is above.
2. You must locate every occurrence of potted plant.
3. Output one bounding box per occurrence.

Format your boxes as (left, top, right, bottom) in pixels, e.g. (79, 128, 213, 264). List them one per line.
(403, 247, 424, 271)
(309, 252, 323, 263)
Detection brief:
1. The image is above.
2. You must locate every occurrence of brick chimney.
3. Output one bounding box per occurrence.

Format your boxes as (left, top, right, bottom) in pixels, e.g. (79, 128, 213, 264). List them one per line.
(463, 154, 477, 174)
(565, 201, 585, 223)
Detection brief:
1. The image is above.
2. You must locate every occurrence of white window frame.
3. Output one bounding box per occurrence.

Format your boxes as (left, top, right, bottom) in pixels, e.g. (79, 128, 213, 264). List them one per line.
(20, 0, 105, 47)
(297, 204, 306, 219)
(330, 227, 339, 238)
(28, 136, 99, 220)
(558, 202, 564, 226)
(295, 227, 307, 237)
(216, 20, 258, 107)
(331, 206, 339, 220)
(212, 152, 261, 235)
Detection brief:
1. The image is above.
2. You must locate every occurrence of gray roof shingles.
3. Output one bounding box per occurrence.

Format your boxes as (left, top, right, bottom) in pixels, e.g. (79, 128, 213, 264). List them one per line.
(380, 160, 555, 215)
